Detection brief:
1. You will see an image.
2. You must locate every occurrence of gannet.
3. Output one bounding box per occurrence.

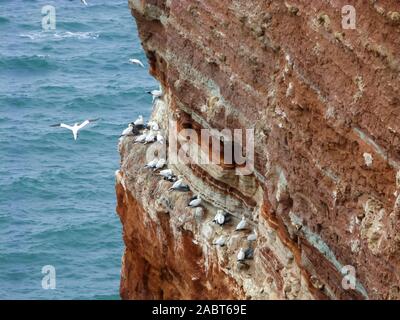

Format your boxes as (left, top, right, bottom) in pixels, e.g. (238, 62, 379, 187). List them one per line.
(51, 118, 99, 141)
(169, 176, 189, 192)
(156, 133, 164, 144)
(120, 123, 140, 137)
(213, 235, 226, 247)
(247, 231, 257, 242)
(235, 216, 247, 231)
(154, 158, 166, 170)
(147, 85, 163, 101)
(81, 0, 88, 6)
(145, 158, 158, 169)
(144, 131, 156, 144)
(121, 123, 133, 136)
(129, 58, 144, 68)
(159, 169, 173, 178)
(134, 115, 144, 127)
(147, 121, 159, 131)
(164, 175, 177, 182)
(237, 248, 245, 261)
(213, 210, 229, 226)
(134, 130, 148, 143)
(188, 195, 201, 208)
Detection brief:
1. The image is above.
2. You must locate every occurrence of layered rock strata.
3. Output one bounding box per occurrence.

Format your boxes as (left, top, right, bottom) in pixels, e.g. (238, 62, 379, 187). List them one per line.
(116, 0, 400, 299)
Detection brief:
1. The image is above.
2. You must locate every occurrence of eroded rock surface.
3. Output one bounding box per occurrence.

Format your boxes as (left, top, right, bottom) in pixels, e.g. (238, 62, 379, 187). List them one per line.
(116, 0, 400, 300)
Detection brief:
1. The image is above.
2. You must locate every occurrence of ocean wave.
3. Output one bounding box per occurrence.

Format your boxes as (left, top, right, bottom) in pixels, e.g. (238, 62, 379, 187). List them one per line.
(54, 31, 99, 40)
(19, 31, 99, 41)
(0, 17, 10, 25)
(0, 117, 12, 124)
(31, 222, 117, 244)
(1, 179, 58, 201)
(0, 54, 57, 72)
(56, 21, 91, 31)
(37, 85, 78, 94)
(1, 0, 137, 300)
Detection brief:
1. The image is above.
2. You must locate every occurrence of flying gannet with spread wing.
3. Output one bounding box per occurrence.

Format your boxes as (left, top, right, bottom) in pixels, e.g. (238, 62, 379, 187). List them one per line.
(51, 118, 99, 141)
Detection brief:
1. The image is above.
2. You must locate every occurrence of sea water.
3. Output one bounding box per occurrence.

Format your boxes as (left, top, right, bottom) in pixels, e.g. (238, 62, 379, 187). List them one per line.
(0, 0, 157, 299)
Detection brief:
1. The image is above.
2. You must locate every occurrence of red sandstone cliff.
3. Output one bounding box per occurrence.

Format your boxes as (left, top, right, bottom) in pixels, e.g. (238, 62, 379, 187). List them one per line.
(116, 0, 400, 299)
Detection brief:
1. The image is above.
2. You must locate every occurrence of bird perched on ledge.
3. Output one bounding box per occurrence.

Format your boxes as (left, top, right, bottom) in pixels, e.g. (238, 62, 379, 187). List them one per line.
(147, 85, 163, 102)
(144, 158, 158, 169)
(120, 123, 140, 137)
(164, 175, 177, 182)
(169, 176, 189, 192)
(147, 121, 159, 131)
(154, 158, 166, 170)
(188, 195, 201, 208)
(144, 131, 157, 144)
(213, 210, 231, 226)
(133, 115, 145, 129)
(156, 133, 164, 144)
(237, 247, 254, 262)
(159, 168, 173, 178)
(235, 216, 247, 231)
(237, 248, 245, 261)
(213, 235, 226, 247)
(134, 130, 148, 143)
(247, 230, 257, 242)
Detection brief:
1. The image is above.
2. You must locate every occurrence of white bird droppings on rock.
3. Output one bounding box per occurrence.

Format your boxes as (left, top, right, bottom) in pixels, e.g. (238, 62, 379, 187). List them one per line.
(363, 152, 373, 167)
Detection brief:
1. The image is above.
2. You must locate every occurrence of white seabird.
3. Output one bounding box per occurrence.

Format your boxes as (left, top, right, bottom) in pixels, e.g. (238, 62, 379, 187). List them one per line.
(51, 118, 99, 141)
(154, 158, 166, 170)
(81, 0, 88, 6)
(237, 248, 245, 261)
(147, 121, 159, 131)
(145, 158, 158, 169)
(134, 130, 148, 143)
(213, 235, 226, 247)
(169, 176, 189, 192)
(159, 169, 173, 178)
(165, 175, 178, 182)
(147, 86, 163, 101)
(188, 195, 201, 208)
(247, 231, 257, 242)
(144, 131, 156, 144)
(235, 216, 247, 231)
(120, 123, 140, 137)
(121, 123, 133, 136)
(213, 210, 229, 226)
(213, 210, 224, 225)
(156, 133, 164, 144)
(134, 115, 144, 126)
(129, 58, 144, 68)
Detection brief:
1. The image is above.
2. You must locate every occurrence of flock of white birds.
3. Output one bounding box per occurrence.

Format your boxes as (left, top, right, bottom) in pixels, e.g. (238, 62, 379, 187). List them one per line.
(118, 87, 257, 264)
(51, 20, 258, 263)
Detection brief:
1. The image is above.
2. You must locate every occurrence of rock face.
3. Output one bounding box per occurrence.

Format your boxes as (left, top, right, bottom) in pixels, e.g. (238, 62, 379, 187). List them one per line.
(116, 0, 400, 299)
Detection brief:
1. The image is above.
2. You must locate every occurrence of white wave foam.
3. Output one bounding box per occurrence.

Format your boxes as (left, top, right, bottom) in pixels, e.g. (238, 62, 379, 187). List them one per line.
(54, 31, 99, 40)
(19, 31, 99, 41)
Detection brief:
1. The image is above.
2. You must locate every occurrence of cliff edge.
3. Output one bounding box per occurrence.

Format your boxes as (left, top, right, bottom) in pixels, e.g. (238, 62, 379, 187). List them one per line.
(116, 0, 400, 299)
